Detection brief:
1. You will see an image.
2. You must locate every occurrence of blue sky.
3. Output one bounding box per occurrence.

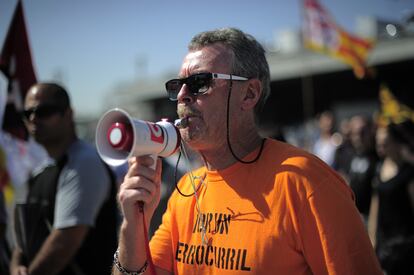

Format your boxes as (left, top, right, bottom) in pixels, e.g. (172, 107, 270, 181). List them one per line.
(0, 0, 413, 117)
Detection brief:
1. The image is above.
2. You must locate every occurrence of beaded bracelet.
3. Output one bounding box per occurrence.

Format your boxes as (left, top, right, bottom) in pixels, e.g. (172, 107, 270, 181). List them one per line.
(113, 249, 148, 275)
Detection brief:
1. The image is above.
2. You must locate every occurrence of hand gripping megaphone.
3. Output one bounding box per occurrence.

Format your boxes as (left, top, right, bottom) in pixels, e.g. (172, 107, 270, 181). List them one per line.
(95, 108, 181, 167)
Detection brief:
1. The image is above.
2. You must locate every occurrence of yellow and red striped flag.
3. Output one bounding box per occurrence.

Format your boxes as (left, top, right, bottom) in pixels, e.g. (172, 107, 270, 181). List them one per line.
(302, 0, 374, 78)
(377, 84, 414, 127)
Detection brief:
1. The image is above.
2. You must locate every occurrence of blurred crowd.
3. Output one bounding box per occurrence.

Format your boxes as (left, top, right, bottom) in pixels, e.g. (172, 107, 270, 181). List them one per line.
(281, 110, 414, 274)
(0, 82, 413, 275)
(262, 105, 414, 273)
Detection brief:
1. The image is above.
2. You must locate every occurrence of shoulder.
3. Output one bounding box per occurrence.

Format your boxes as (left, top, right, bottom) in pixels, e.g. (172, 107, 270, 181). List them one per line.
(63, 140, 110, 181)
(68, 139, 97, 158)
(66, 140, 104, 168)
(263, 139, 350, 196)
(263, 139, 328, 172)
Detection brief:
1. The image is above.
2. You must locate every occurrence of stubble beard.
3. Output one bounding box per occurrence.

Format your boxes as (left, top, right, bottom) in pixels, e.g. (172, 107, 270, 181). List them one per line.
(177, 105, 203, 144)
(180, 123, 203, 146)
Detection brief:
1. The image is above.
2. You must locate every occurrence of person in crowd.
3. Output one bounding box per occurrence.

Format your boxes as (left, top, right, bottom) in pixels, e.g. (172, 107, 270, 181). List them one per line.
(312, 111, 339, 166)
(398, 120, 414, 166)
(113, 28, 381, 275)
(332, 117, 354, 176)
(10, 83, 118, 275)
(371, 120, 414, 275)
(346, 115, 379, 223)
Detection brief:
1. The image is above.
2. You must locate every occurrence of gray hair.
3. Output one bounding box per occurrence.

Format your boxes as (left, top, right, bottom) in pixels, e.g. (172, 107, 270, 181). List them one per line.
(188, 27, 270, 119)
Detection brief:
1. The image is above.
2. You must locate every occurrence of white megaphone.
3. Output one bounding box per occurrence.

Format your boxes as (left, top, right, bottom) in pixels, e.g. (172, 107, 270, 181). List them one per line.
(95, 108, 181, 167)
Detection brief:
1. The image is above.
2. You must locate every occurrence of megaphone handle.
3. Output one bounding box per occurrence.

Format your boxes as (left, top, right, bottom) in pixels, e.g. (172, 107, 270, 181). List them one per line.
(137, 154, 157, 212)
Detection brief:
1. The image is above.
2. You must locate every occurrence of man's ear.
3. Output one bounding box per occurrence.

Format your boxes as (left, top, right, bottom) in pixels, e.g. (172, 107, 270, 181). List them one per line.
(241, 78, 262, 111)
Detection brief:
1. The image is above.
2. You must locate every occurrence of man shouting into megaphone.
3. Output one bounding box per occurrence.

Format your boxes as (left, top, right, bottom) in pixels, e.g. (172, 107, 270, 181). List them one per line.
(113, 28, 382, 275)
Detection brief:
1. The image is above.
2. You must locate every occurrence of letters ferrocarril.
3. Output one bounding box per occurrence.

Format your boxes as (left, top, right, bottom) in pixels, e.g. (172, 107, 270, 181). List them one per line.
(175, 242, 251, 271)
(175, 211, 252, 271)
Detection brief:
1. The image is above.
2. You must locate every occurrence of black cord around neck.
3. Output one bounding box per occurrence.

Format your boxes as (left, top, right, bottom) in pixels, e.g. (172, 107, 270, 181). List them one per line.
(173, 76, 265, 198)
(226, 76, 265, 164)
(174, 150, 204, 197)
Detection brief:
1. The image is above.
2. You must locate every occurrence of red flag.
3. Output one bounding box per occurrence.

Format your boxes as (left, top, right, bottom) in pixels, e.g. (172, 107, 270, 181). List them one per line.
(0, 0, 37, 110)
(302, 0, 374, 78)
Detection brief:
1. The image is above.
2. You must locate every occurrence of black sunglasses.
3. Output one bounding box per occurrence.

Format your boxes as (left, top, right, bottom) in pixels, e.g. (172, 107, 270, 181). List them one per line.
(165, 72, 248, 101)
(22, 104, 63, 120)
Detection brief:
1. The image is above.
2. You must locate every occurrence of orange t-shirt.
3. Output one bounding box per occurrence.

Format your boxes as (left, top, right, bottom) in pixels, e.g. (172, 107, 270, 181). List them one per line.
(150, 139, 382, 274)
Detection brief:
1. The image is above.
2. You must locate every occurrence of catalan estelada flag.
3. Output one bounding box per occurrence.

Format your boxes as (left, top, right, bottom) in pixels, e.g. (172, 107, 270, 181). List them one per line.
(302, 0, 374, 78)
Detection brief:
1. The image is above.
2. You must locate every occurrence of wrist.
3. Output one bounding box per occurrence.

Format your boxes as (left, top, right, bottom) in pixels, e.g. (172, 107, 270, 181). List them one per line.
(121, 212, 151, 232)
(113, 248, 147, 275)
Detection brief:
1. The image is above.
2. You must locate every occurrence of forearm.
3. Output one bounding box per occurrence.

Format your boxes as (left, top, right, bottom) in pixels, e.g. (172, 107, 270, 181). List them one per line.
(114, 156, 163, 274)
(28, 226, 88, 275)
(10, 247, 26, 274)
(113, 218, 149, 275)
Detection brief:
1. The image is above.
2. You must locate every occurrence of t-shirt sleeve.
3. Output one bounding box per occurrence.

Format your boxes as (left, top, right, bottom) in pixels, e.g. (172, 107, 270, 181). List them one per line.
(53, 154, 110, 229)
(298, 177, 382, 275)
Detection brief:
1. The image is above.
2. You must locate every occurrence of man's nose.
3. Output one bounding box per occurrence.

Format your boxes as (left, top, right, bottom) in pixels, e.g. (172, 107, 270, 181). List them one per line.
(177, 84, 195, 104)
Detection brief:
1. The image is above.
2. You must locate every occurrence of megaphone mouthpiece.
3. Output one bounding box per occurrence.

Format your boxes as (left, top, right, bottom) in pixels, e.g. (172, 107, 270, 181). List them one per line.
(174, 118, 188, 128)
